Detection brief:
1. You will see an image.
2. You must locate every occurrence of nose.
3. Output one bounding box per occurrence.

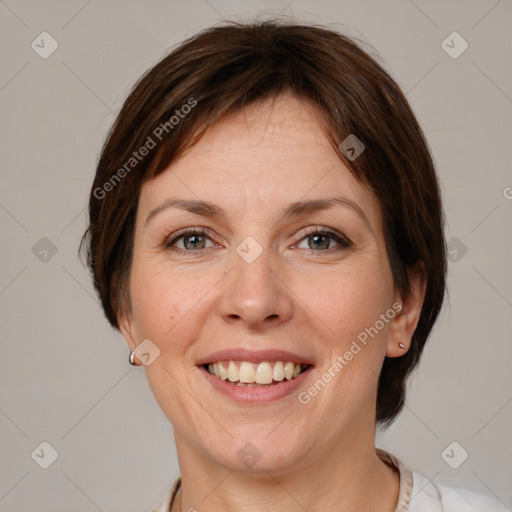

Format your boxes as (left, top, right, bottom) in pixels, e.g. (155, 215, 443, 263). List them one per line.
(216, 245, 294, 331)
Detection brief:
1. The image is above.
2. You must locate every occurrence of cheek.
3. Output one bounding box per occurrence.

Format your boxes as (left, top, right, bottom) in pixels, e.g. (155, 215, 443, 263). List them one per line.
(297, 261, 393, 343)
(128, 258, 213, 348)
(305, 266, 393, 393)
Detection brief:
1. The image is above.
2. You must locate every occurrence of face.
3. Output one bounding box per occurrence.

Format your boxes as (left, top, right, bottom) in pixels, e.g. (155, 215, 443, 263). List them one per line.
(119, 93, 415, 475)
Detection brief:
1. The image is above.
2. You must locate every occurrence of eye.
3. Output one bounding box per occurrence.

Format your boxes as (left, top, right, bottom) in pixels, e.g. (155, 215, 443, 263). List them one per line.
(295, 227, 351, 252)
(163, 226, 351, 255)
(164, 228, 216, 252)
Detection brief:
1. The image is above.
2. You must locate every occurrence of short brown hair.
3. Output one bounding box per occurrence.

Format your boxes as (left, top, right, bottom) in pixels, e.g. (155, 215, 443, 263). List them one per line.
(80, 19, 447, 427)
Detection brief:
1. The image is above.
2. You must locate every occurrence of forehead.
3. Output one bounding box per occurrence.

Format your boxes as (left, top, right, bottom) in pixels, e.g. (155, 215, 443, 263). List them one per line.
(138, 94, 381, 228)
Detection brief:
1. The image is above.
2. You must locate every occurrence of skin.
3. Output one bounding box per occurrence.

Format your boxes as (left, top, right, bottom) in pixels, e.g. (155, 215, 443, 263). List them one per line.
(119, 92, 426, 512)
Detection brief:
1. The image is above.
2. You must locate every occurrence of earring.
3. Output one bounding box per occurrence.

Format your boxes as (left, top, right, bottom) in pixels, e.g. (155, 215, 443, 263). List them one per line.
(129, 350, 140, 366)
(398, 343, 406, 349)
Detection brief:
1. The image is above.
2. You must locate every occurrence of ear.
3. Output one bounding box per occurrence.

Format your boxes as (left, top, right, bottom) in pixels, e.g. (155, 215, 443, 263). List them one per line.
(118, 309, 141, 365)
(386, 261, 427, 357)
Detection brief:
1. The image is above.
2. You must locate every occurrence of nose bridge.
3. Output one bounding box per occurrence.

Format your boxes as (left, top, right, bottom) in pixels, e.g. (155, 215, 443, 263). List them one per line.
(218, 236, 293, 328)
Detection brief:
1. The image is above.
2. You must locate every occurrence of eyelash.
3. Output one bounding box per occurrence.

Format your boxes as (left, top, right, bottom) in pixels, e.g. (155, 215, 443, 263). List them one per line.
(163, 226, 352, 255)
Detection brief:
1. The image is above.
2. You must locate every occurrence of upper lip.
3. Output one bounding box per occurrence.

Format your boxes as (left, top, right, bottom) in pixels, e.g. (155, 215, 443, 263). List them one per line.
(196, 348, 314, 366)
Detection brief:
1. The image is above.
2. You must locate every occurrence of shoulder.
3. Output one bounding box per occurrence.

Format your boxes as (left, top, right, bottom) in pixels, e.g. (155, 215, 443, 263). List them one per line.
(410, 471, 509, 512)
(151, 487, 172, 512)
(377, 449, 508, 512)
(150, 476, 181, 512)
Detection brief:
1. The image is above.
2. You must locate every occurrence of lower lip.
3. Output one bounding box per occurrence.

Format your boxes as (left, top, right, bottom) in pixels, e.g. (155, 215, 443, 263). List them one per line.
(198, 365, 313, 404)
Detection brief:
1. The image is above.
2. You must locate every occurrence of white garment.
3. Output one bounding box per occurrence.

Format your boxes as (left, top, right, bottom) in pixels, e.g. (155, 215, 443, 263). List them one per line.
(152, 449, 509, 511)
(380, 449, 509, 512)
(409, 472, 509, 511)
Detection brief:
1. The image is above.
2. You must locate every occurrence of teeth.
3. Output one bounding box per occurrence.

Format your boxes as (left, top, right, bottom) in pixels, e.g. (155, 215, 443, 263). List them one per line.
(255, 362, 273, 384)
(284, 362, 294, 380)
(273, 361, 285, 381)
(217, 361, 228, 380)
(206, 360, 307, 384)
(239, 362, 256, 383)
(227, 361, 238, 382)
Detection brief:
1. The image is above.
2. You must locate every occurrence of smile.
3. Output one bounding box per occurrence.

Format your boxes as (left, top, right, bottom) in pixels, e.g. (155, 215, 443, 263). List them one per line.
(204, 360, 310, 386)
(198, 361, 314, 404)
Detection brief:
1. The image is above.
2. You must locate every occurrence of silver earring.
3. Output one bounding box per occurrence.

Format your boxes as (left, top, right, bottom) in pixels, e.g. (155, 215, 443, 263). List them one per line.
(129, 350, 139, 366)
(398, 343, 406, 349)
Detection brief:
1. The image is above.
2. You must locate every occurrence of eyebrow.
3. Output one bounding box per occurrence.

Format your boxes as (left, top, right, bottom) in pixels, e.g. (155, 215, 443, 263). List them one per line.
(145, 196, 371, 230)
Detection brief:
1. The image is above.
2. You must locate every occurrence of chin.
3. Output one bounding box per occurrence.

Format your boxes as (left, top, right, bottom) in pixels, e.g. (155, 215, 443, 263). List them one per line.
(203, 429, 309, 474)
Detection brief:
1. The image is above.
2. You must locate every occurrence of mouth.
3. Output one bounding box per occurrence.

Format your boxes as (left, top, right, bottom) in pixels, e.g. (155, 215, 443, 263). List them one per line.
(202, 360, 312, 387)
(196, 348, 315, 403)
(197, 359, 314, 404)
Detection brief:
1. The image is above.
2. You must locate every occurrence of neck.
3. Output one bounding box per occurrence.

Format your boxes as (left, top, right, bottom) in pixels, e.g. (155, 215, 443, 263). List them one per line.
(172, 423, 399, 512)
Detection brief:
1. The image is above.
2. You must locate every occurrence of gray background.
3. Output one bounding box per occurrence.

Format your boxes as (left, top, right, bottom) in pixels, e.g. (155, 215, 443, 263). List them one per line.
(1, 0, 511, 511)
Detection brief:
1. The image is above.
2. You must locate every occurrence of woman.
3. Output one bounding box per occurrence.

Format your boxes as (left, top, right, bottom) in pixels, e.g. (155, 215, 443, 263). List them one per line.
(80, 20, 506, 512)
